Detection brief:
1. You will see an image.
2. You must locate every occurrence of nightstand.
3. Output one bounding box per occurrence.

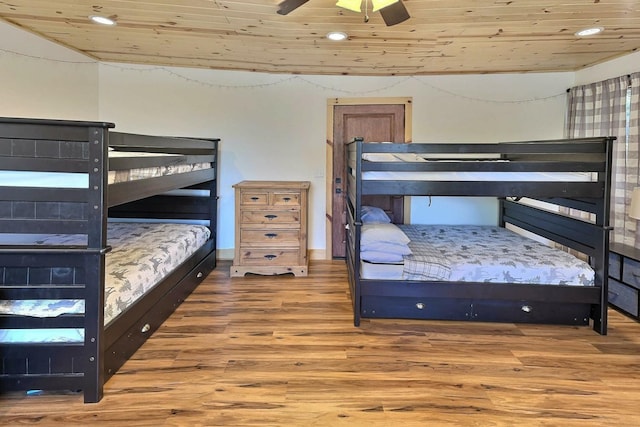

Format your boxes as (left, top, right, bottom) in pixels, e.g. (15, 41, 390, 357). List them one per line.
(609, 242, 640, 320)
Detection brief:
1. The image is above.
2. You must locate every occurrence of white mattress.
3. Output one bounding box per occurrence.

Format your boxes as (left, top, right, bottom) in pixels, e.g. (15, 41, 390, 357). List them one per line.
(0, 151, 208, 188)
(360, 152, 593, 182)
(361, 260, 404, 280)
(0, 222, 211, 343)
(362, 171, 593, 182)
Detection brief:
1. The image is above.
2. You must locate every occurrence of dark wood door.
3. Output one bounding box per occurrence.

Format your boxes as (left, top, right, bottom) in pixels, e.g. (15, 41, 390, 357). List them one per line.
(332, 104, 406, 258)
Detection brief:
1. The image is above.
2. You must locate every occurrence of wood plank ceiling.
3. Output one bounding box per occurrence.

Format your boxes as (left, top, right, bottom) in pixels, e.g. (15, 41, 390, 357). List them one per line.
(1, 0, 639, 76)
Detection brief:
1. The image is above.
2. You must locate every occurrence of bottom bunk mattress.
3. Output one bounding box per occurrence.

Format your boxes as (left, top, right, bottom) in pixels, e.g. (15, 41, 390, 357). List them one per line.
(0, 222, 211, 343)
(360, 224, 594, 286)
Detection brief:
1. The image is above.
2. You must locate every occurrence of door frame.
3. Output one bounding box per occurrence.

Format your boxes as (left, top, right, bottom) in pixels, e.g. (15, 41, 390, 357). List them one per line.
(325, 97, 413, 259)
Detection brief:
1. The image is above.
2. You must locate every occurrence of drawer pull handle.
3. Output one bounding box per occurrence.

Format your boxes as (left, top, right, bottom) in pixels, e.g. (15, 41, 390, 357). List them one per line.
(265, 233, 278, 238)
(265, 214, 278, 220)
(251, 197, 259, 201)
(264, 254, 277, 260)
(141, 323, 151, 333)
(415, 302, 425, 310)
(521, 305, 532, 313)
(283, 197, 291, 202)
(197, 271, 203, 278)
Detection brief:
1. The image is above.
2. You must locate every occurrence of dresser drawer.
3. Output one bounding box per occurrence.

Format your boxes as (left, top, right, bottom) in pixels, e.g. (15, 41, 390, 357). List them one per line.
(622, 257, 640, 290)
(241, 192, 269, 205)
(241, 210, 300, 225)
(272, 192, 301, 206)
(241, 229, 300, 245)
(238, 248, 302, 265)
(609, 278, 639, 317)
(609, 252, 621, 281)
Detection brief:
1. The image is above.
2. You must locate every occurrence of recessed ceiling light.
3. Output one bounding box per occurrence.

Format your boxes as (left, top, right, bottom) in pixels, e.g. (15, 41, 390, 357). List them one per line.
(575, 27, 604, 37)
(89, 15, 116, 26)
(326, 31, 348, 41)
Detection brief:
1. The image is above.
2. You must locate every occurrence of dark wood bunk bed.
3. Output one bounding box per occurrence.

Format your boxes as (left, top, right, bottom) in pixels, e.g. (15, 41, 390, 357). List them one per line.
(345, 136, 614, 335)
(0, 117, 219, 402)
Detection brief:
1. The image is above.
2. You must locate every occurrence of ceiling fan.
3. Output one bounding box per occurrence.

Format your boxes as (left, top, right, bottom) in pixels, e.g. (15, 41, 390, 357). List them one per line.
(277, 0, 410, 26)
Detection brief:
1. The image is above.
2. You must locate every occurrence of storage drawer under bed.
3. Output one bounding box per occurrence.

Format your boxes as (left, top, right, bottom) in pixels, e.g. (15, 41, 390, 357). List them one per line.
(609, 252, 621, 281)
(622, 257, 640, 290)
(360, 296, 591, 326)
(608, 278, 639, 317)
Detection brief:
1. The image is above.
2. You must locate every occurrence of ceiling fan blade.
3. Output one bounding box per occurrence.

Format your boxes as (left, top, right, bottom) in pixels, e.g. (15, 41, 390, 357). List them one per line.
(277, 0, 310, 15)
(380, 1, 410, 26)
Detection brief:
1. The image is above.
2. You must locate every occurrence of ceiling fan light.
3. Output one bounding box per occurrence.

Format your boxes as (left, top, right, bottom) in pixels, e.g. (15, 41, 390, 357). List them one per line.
(575, 26, 604, 37)
(371, 0, 399, 12)
(327, 31, 348, 41)
(89, 15, 116, 26)
(336, 0, 362, 13)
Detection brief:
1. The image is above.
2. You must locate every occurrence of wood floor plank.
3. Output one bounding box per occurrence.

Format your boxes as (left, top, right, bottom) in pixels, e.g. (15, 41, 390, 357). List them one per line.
(2, 260, 640, 426)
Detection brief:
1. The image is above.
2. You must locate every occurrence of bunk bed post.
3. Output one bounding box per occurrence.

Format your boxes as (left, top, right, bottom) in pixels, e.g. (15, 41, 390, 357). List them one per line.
(82, 125, 110, 402)
(498, 198, 506, 228)
(345, 137, 364, 326)
(592, 136, 614, 335)
(353, 138, 365, 326)
(207, 139, 219, 270)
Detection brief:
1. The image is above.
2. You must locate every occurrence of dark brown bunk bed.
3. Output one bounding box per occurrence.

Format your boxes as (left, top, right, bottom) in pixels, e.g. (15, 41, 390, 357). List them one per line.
(345, 136, 614, 335)
(0, 117, 219, 402)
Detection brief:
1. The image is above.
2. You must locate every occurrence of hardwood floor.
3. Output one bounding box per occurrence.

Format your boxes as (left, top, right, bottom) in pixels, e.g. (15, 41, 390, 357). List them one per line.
(2, 260, 640, 426)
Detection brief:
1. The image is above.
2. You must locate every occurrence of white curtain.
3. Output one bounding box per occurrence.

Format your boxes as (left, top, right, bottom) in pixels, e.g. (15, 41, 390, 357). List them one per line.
(566, 73, 640, 246)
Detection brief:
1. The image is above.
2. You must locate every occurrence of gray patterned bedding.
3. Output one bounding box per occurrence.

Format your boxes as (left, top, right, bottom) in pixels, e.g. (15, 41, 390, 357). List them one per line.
(367, 225, 594, 286)
(0, 222, 210, 342)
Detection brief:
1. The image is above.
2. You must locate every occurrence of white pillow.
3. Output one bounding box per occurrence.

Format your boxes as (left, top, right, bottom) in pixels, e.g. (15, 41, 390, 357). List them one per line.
(361, 206, 391, 224)
(361, 240, 411, 255)
(361, 250, 405, 263)
(361, 223, 410, 246)
(362, 153, 398, 162)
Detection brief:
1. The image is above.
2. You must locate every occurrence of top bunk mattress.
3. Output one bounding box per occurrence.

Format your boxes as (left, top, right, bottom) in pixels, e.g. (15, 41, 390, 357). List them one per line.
(361, 170, 593, 182)
(0, 151, 211, 188)
(360, 153, 593, 182)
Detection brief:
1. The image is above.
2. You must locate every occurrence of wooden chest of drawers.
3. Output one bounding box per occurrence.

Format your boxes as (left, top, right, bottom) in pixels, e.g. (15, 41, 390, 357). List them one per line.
(231, 180, 310, 277)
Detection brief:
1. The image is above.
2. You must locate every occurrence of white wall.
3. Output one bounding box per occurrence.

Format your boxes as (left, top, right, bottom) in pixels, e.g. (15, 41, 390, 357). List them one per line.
(5, 19, 622, 258)
(95, 65, 573, 254)
(0, 21, 99, 119)
(574, 51, 640, 85)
